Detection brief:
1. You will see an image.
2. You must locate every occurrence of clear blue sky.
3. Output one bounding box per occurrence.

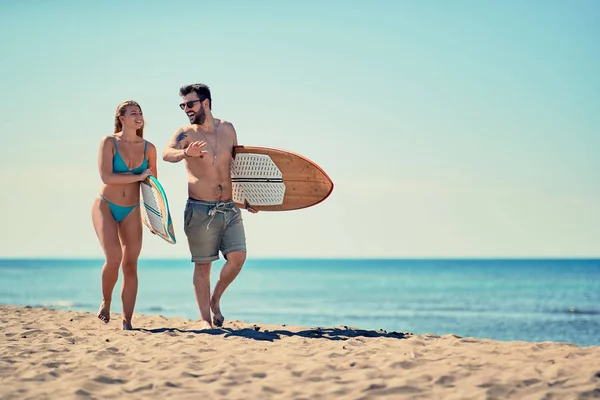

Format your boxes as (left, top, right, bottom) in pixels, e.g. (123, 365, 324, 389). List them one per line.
(1, 0, 598, 258)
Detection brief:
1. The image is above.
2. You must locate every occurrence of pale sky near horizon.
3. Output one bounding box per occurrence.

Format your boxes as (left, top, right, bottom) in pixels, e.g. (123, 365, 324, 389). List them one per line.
(0, 0, 598, 259)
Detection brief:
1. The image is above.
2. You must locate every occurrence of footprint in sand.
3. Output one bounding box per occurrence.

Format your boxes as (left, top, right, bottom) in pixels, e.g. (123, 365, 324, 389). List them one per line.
(435, 375, 456, 386)
(93, 375, 127, 385)
(124, 383, 153, 393)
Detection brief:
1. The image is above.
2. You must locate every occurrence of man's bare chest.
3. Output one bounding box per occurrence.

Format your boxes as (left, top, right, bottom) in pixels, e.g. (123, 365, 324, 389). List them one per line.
(187, 129, 232, 157)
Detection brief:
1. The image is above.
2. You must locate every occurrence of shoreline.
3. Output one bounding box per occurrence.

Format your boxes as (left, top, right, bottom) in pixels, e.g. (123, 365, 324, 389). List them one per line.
(2, 304, 599, 399)
(2, 257, 600, 262)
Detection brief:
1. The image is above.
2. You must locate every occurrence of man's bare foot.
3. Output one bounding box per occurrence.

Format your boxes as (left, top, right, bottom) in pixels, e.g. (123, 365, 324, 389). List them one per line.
(210, 299, 224, 327)
(97, 301, 110, 323)
(122, 320, 133, 330)
(198, 320, 212, 330)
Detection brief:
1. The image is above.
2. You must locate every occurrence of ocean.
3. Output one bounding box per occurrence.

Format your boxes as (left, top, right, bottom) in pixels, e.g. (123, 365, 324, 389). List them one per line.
(1, 258, 599, 347)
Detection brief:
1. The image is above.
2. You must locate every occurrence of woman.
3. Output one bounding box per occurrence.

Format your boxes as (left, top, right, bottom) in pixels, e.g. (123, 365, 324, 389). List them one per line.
(91, 100, 157, 330)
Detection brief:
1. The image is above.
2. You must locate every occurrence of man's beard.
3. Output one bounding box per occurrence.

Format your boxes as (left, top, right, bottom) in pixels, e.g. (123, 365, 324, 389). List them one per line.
(190, 107, 206, 125)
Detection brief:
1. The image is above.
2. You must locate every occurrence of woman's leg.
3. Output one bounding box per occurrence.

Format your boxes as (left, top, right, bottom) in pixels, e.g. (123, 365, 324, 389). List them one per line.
(117, 205, 143, 330)
(91, 197, 123, 323)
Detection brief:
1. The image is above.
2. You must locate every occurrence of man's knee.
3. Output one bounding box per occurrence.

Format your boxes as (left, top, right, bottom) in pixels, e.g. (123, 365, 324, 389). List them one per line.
(193, 262, 211, 286)
(225, 251, 246, 269)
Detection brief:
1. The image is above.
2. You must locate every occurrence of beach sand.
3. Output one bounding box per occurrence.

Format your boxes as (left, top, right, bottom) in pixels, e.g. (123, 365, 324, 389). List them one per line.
(1, 305, 599, 399)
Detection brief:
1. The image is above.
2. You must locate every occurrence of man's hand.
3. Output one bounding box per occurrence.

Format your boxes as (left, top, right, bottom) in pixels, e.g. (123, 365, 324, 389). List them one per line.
(185, 141, 209, 158)
(244, 201, 258, 213)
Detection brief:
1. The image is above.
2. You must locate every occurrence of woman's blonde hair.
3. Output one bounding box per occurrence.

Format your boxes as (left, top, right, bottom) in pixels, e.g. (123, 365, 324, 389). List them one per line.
(114, 100, 144, 138)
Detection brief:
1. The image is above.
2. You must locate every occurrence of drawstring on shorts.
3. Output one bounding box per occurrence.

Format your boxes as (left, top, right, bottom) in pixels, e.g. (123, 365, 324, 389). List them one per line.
(206, 202, 237, 230)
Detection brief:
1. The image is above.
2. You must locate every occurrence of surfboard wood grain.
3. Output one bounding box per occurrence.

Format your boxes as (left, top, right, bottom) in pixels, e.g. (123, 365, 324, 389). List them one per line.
(231, 145, 334, 211)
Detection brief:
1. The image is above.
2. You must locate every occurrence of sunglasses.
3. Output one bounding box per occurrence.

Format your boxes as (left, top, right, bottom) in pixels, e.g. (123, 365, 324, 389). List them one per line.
(179, 98, 205, 110)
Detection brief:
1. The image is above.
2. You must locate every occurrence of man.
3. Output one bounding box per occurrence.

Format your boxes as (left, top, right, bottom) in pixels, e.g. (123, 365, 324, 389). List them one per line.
(162, 83, 257, 329)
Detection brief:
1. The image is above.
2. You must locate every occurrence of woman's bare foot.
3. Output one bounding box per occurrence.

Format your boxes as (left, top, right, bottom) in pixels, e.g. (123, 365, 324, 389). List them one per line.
(97, 301, 110, 323)
(122, 320, 133, 330)
(210, 299, 224, 327)
(198, 320, 213, 330)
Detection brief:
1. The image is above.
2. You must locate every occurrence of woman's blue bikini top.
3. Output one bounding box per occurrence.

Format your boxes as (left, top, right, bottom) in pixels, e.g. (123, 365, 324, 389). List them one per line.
(112, 136, 148, 175)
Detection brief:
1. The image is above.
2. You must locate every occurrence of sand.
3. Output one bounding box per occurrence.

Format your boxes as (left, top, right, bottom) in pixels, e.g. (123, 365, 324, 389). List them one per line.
(1, 305, 599, 400)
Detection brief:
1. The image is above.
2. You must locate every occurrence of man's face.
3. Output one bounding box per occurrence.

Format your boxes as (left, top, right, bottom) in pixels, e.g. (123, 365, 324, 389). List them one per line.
(181, 93, 206, 125)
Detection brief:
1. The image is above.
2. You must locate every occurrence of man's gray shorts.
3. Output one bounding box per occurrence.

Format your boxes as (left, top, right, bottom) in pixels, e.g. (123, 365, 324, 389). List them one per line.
(183, 198, 247, 263)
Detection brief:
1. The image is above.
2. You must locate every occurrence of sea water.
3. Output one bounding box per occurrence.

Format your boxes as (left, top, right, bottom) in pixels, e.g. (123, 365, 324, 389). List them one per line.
(1, 258, 598, 347)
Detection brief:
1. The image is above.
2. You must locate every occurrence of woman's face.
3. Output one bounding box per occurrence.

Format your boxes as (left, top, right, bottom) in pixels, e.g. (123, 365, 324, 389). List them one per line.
(121, 105, 144, 130)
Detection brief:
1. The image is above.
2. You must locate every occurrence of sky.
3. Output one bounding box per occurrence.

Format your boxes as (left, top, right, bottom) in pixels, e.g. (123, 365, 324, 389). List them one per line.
(0, 0, 598, 259)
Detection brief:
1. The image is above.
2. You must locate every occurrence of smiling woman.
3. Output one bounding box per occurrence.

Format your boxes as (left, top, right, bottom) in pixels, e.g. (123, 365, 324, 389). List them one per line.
(90, 100, 158, 331)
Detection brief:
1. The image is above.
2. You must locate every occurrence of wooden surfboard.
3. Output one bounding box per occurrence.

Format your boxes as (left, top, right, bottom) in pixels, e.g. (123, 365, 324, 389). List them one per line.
(230, 145, 334, 211)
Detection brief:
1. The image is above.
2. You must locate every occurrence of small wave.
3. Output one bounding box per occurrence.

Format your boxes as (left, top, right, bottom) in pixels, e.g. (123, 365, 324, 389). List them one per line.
(42, 300, 75, 308)
(147, 306, 167, 312)
(419, 306, 473, 313)
(38, 301, 91, 309)
(566, 307, 600, 315)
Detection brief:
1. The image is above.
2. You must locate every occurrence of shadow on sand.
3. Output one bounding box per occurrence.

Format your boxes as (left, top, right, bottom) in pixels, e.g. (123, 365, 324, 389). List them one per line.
(134, 325, 412, 342)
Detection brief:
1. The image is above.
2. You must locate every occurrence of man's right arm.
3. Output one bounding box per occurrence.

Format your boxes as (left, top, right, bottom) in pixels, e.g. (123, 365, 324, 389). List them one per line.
(162, 127, 188, 163)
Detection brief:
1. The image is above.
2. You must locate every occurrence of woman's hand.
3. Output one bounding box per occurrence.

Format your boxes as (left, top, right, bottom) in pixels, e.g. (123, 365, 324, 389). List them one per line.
(138, 169, 153, 181)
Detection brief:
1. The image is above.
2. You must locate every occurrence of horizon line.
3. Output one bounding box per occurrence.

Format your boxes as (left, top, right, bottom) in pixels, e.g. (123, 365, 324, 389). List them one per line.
(1, 257, 599, 261)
